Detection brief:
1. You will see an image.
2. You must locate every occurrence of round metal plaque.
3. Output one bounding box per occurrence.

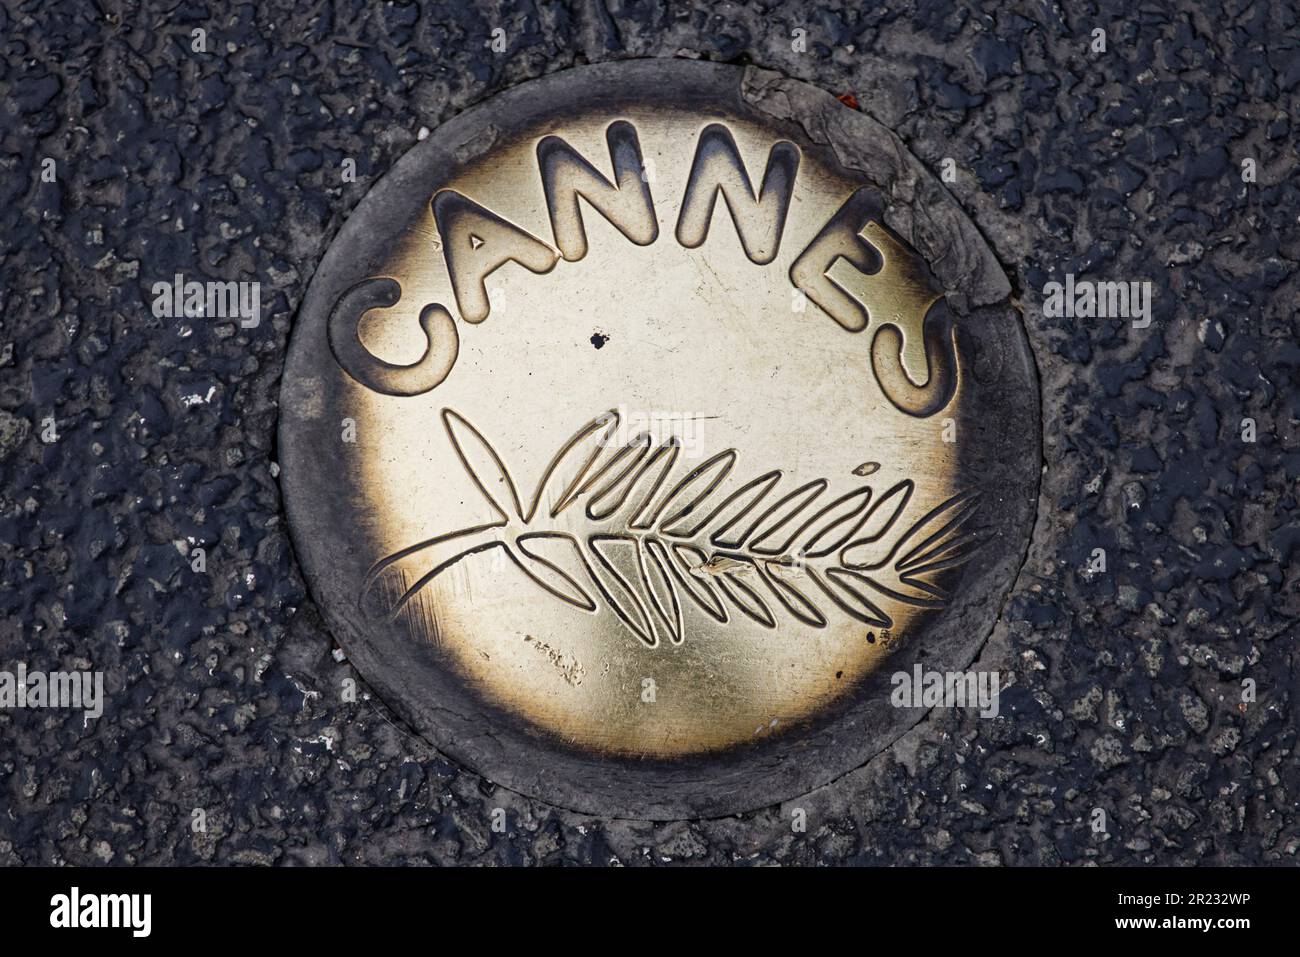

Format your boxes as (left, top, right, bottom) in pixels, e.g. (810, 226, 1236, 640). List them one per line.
(280, 61, 1039, 818)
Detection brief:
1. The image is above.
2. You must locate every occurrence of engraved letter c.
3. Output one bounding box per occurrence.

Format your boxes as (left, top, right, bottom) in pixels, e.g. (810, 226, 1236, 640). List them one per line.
(327, 277, 459, 397)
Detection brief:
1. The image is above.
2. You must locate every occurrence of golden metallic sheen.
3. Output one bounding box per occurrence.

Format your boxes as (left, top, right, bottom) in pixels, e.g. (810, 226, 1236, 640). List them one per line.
(277, 61, 1034, 802)
(314, 105, 977, 758)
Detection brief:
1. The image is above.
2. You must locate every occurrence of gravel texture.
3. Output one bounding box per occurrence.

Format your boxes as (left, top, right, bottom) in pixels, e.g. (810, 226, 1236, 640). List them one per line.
(0, 0, 1296, 865)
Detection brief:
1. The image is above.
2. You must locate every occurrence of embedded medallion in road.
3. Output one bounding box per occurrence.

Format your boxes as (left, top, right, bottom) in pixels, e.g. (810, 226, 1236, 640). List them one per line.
(279, 61, 1040, 818)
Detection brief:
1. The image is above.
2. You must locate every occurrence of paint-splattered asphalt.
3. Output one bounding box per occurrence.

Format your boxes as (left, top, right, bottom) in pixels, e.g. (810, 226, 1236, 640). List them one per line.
(0, 0, 1296, 864)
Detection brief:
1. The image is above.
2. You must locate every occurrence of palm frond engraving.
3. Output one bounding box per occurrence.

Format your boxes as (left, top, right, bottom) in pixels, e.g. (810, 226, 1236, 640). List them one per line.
(361, 409, 989, 648)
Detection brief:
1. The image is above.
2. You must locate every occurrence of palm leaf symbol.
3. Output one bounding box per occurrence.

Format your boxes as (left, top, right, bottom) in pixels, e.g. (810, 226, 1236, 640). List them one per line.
(360, 408, 989, 648)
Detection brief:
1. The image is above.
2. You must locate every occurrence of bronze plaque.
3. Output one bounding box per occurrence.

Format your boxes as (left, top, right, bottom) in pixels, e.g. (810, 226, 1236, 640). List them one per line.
(279, 61, 1039, 818)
